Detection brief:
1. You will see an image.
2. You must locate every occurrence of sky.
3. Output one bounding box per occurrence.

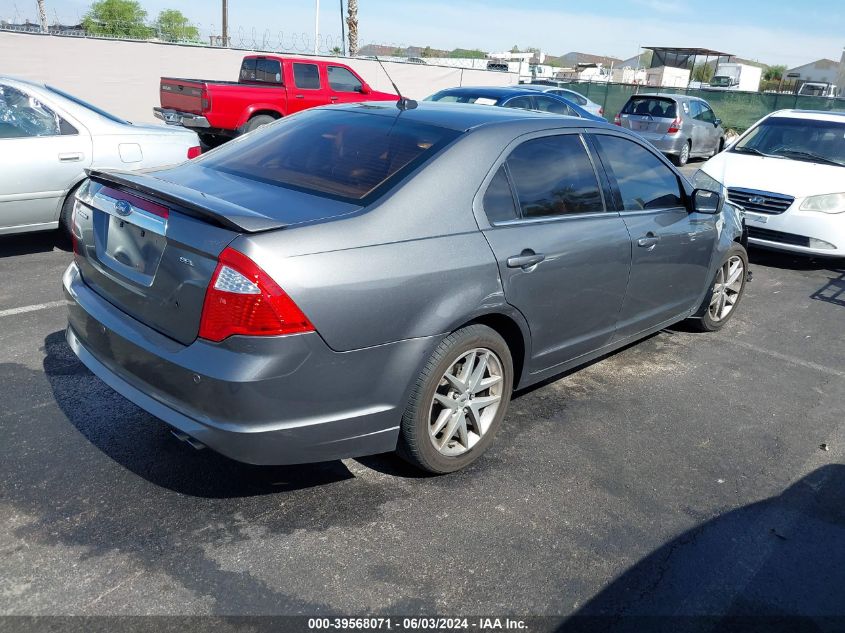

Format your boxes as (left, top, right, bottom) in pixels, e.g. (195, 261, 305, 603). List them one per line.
(2, 0, 843, 67)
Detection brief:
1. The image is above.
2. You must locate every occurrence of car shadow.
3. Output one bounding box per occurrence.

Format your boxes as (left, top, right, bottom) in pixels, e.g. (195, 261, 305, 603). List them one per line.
(0, 232, 70, 257)
(559, 464, 845, 632)
(810, 268, 845, 308)
(748, 246, 842, 272)
(39, 330, 356, 499)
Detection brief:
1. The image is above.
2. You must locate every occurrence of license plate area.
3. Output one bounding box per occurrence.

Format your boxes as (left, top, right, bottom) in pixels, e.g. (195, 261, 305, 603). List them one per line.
(745, 212, 769, 224)
(91, 190, 169, 287)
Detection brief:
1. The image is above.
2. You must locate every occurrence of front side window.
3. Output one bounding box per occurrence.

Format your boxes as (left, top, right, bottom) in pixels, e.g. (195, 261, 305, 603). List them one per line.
(533, 95, 577, 116)
(697, 104, 716, 123)
(482, 165, 518, 223)
(502, 96, 534, 111)
(327, 66, 362, 92)
(593, 135, 684, 211)
(0, 84, 76, 138)
(293, 63, 321, 90)
(505, 135, 604, 218)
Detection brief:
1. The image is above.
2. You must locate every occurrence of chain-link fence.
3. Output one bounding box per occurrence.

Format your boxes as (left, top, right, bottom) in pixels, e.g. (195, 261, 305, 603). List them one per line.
(554, 82, 845, 132)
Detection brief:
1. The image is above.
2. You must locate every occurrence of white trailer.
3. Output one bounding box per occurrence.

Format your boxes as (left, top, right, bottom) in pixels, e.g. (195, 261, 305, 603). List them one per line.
(710, 63, 762, 92)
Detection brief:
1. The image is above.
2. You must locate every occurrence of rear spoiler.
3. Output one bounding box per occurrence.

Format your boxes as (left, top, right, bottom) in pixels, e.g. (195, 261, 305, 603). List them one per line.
(86, 169, 287, 233)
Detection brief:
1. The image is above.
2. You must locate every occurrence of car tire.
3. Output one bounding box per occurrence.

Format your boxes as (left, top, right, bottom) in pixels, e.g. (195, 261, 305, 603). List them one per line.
(241, 114, 277, 135)
(673, 140, 691, 167)
(58, 183, 81, 244)
(691, 243, 749, 332)
(396, 324, 514, 474)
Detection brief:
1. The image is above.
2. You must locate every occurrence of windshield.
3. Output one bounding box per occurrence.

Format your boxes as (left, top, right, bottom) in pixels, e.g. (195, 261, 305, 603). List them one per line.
(46, 86, 129, 124)
(710, 76, 732, 87)
(733, 116, 845, 167)
(200, 109, 461, 201)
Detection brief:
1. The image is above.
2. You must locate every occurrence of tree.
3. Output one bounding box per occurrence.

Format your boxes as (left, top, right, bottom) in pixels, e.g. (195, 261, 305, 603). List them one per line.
(449, 48, 486, 59)
(331, 46, 342, 56)
(764, 64, 786, 82)
(82, 0, 151, 38)
(346, 0, 358, 56)
(421, 46, 433, 58)
(36, 0, 48, 32)
(692, 63, 714, 83)
(155, 9, 199, 42)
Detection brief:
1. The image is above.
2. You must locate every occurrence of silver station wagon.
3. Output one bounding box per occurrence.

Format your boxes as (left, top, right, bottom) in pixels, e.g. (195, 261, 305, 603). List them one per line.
(64, 102, 747, 473)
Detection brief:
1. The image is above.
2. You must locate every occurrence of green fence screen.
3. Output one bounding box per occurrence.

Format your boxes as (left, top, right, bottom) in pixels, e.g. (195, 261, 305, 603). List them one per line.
(557, 82, 845, 132)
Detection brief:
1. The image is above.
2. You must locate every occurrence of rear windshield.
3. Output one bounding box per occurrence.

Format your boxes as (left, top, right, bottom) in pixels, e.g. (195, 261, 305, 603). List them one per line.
(201, 109, 461, 200)
(623, 97, 677, 118)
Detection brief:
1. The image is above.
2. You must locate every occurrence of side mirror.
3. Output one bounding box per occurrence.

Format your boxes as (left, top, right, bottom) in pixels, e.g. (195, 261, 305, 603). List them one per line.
(358, 84, 371, 94)
(692, 188, 722, 214)
(714, 118, 722, 127)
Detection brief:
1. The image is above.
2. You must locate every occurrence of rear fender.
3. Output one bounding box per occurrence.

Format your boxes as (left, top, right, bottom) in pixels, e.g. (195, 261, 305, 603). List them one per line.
(237, 105, 284, 129)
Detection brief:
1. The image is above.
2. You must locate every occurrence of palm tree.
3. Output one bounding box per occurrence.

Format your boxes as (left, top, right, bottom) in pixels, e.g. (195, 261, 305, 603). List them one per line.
(346, 0, 358, 56)
(36, 0, 48, 33)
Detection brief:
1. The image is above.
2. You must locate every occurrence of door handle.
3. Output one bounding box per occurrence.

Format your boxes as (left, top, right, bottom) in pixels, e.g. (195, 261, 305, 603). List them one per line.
(507, 250, 545, 269)
(295, 94, 304, 99)
(58, 152, 83, 162)
(637, 233, 660, 249)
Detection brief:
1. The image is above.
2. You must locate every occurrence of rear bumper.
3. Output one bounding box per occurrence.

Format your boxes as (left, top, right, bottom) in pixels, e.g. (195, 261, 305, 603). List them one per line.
(63, 262, 436, 465)
(153, 107, 211, 129)
(642, 134, 688, 155)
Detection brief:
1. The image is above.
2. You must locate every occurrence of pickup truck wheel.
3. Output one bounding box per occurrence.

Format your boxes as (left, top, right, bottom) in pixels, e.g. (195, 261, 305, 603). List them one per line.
(242, 115, 277, 134)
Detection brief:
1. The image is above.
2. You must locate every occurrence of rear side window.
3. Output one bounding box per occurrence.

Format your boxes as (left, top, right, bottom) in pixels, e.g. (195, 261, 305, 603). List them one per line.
(505, 135, 603, 218)
(552, 89, 586, 106)
(593, 135, 684, 211)
(327, 66, 362, 92)
(201, 109, 460, 201)
(623, 97, 677, 118)
(482, 166, 518, 223)
(502, 96, 534, 110)
(293, 63, 321, 90)
(256, 59, 282, 84)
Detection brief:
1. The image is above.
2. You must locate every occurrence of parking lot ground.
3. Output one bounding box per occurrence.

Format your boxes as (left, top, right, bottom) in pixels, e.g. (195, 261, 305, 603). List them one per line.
(1, 231, 843, 628)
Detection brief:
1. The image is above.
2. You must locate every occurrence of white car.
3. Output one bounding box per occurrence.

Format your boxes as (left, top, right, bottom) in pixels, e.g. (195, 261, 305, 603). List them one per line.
(520, 84, 605, 119)
(695, 110, 845, 257)
(0, 76, 200, 236)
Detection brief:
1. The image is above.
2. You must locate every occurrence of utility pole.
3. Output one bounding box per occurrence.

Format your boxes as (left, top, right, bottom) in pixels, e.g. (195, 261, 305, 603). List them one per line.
(314, 0, 320, 55)
(221, 0, 228, 47)
(36, 0, 48, 33)
(339, 0, 346, 56)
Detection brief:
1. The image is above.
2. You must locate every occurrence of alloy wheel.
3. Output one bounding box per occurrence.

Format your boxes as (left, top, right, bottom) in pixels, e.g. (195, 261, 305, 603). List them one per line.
(428, 348, 504, 457)
(708, 255, 744, 322)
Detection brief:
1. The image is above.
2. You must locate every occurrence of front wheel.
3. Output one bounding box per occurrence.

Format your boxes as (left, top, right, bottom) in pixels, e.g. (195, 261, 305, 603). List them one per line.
(397, 324, 514, 474)
(691, 244, 749, 332)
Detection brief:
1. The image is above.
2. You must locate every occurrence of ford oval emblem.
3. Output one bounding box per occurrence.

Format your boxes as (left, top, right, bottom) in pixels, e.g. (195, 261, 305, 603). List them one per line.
(114, 200, 133, 217)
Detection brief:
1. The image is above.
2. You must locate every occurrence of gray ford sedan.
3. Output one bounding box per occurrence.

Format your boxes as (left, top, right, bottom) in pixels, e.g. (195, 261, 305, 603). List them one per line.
(64, 102, 747, 474)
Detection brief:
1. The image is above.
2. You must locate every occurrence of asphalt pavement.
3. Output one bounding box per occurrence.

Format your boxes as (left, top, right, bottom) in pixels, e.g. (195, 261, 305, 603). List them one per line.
(1, 227, 843, 630)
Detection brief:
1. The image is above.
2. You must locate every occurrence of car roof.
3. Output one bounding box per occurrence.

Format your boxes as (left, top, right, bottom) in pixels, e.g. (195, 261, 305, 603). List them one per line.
(768, 109, 845, 122)
(0, 75, 46, 90)
(430, 85, 556, 99)
(331, 100, 611, 132)
(629, 93, 692, 102)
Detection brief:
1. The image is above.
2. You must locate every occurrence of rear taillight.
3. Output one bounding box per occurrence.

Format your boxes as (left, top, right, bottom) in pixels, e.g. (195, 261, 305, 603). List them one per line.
(599, 107, 604, 117)
(201, 89, 210, 112)
(199, 247, 314, 342)
(667, 118, 681, 134)
(613, 114, 621, 125)
(187, 146, 202, 159)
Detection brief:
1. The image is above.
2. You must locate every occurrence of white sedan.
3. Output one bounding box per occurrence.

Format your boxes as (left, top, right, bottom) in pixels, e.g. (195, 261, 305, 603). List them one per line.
(0, 76, 200, 236)
(695, 110, 845, 257)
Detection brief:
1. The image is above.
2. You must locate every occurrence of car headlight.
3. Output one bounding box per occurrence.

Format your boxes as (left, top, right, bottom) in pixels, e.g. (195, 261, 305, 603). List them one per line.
(800, 193, 845, 214)
(692, 170, 723, 194)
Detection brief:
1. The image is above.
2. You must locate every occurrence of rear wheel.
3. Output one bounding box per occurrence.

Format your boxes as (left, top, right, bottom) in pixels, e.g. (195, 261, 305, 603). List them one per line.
(397, 324, 513, 474)
(673, 140, 691, 166)
(241, 114, 277, 135)
(691, 244, 748, 332)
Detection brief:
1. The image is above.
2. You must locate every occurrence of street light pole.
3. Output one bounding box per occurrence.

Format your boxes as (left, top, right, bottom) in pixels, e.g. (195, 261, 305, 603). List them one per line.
(314, 0, 320, 55)
(222, 0, 228, 47)
(339, 0, 346, 56)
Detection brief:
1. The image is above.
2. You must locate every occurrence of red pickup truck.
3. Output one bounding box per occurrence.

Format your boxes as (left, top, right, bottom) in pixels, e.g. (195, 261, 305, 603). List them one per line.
(154, 55, 398, 146)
